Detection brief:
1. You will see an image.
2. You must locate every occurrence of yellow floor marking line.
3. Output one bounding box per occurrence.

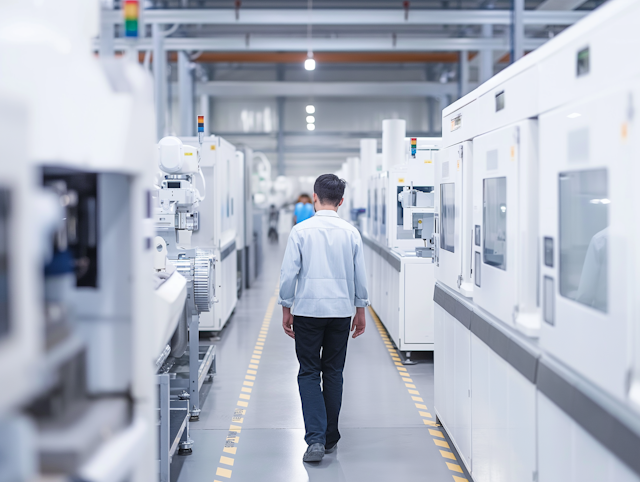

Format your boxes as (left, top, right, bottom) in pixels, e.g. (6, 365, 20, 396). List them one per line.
(368, 306, 470, 482)
(216, 467, 233, 478)
(213, 283, 279, 482)
(440, 450, 456, 460)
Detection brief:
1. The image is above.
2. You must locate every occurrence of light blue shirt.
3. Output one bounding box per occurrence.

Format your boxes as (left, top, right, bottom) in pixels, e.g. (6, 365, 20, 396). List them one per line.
(278, 210, 369, 318)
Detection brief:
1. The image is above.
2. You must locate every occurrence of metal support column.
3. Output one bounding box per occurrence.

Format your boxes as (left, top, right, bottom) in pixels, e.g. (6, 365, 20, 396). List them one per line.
(99, 6, 115, 59)
(480, 24, 493, 83)
(458, 50, 469, 99)
(158, 374, 170, 482)
(153, 23, 167, 140)
(189, 313, 201, 420)
(277, 98, 285, 176)
(178, 51, 195, 136)
(276, 64, 285, 176)
(512, 0, 525, 62)
(439, 94, 451, 113)
(427, 96, 436, 135)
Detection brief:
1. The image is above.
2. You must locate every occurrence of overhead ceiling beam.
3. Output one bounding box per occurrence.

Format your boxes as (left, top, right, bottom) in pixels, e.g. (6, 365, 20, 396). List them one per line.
(154, 51, 474, 63)
(537, 0, 588, 11)
(195, 81, 465, 97)
(103, 8, 586, 26)
(99, 36, 546, 52)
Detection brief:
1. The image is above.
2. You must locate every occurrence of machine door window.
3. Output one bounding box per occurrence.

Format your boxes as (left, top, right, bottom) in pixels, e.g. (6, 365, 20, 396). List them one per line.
(374, 190, 378, 222)
(559, 169, 608, 313)
(440, 183, 455, 253)
(483, 177, 507, 270)
(381, 188, 386, 229)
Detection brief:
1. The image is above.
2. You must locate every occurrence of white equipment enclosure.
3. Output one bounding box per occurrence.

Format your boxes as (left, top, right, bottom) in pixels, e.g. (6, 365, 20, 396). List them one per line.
(180, 136, 239, 332)
(433, 1, 640, 482)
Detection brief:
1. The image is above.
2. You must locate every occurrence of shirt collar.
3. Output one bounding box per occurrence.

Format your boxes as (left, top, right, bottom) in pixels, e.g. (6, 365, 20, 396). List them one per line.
(315, 210, 339, 217)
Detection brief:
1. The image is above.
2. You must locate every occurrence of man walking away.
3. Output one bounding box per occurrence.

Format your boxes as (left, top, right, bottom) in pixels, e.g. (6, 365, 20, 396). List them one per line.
(278, 174, 369, 463)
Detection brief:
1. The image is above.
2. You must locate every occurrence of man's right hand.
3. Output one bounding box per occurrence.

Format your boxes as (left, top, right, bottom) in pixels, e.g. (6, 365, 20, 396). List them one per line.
(351, 307, 366, 339)
(282, 307, 295, 339)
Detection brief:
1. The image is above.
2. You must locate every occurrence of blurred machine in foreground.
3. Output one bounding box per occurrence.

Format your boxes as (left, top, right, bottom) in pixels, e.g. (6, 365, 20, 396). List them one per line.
(0, 2, 159, 481)
(434, 0, 640, 480)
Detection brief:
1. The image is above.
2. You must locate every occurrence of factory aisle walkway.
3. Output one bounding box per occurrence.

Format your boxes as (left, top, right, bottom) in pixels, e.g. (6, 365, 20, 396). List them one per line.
(173, 234, 470, 482)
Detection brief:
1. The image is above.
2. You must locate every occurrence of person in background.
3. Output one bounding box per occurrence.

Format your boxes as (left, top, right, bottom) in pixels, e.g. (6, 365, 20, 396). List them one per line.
(278, 174, 369, 464)
(293, 194, 314, 224)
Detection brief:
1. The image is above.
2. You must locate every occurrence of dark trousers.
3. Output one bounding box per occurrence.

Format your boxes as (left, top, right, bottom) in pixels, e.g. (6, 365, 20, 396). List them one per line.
(293, 315, 351, 447)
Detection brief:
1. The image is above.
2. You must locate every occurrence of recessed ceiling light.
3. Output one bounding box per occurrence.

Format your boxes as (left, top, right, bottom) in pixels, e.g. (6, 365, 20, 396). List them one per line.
(307, 123, 316, 131)
(306, 115, 315, 123)
(306, 105, 315, 114)
(304, 58, 316, 71)
(567, 112, 581, 119)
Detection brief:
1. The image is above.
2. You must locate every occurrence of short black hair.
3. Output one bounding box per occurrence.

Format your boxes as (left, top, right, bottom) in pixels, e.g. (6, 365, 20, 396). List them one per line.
(314, 174, 346, 206)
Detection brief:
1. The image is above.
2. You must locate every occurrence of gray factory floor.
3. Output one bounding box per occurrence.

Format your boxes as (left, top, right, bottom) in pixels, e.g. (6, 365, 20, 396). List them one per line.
(172, 236, 470, 482)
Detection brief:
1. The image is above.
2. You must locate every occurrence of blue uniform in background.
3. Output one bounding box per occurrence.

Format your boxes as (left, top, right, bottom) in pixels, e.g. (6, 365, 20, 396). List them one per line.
(294, 202, 314, 223)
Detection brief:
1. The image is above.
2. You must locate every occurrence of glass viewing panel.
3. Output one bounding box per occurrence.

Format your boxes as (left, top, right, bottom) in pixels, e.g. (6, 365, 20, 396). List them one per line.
(374, 190, 378, 222)
(483, 177, 507, 270)
(440, 183, 455, 253)
(559, 169, 608, 313)
(381, 188, 386, 228)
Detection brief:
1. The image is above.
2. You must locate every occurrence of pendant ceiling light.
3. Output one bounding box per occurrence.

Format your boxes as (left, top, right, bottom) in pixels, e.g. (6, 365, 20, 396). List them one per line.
(304, 0, 316, 71)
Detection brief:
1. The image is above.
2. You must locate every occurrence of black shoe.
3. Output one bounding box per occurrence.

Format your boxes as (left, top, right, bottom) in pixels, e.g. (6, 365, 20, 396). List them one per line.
(303, 443, 325, 463)
(325, 443, 338, 454)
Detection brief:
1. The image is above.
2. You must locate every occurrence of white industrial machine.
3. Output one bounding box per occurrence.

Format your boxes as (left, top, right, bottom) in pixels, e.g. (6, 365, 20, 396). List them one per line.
(434, 140, 475, 298)
(434, 1, 640, 481)
(392, 139, 439, 255)
(234, 148, 253, 293)
(0, 2, 159, 481)
(235, 146, 257, 290)
(154, 132, 218, 480)
(178, 135, 239, 332)
(472, 120, 540, 335)
(361, 122, 441, 357)
(154, 133, 216, 368)
(537, 35, 637, 404)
